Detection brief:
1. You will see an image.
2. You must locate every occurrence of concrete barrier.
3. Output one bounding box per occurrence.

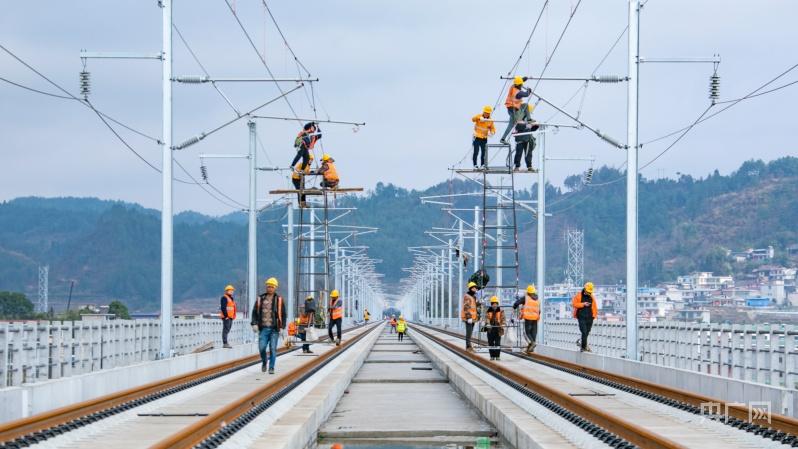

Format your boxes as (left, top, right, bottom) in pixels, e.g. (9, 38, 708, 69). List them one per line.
(0, 342, 257, 423)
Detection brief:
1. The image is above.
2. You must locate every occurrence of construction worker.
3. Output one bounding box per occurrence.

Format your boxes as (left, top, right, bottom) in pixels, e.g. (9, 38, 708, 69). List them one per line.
(318, 154, 339, 189)
(512, 103, 539, 171)
(513, 284, 540, 354)
(472, 106, 496, 169)
(290, 122, 321, 171)
(572, 281, 598, 352)
(251, 277, 287, 374)
(219, 285, 237, 349)
(461, 281, 478, 352)
(389, 315, 397, 333)
(298, 295, 316, 353)
(485, 296, 506, 360)
(500, 76, 531, 144)
(291, 153, 314, 208)
(363, 308, 371, 324)
(328, 289, 343, 346)
(396, 315, 407, 341)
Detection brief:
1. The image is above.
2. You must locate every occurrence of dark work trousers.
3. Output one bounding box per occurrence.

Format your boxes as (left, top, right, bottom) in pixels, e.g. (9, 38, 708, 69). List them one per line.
(472, 137, 487, 167)
(464, 322, 475, 348)
(290, 147, 311, 170)
(578, 317, 594, 350)
(328, 317, 342, 341)
(222, 318, 233, 345)
(298, 331, 309, 352)
(292, 177, 306, 204)
(524, 319, 538, 343)
(500, 107, 518, 141)
(513, 139, 535, 168)
(487, 328, 502, 359)
(398, 331, 405, 341)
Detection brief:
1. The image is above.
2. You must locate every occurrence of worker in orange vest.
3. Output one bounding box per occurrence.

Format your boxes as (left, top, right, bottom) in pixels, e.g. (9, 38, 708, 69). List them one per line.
(485, 296, 506, 361)
(298, 295, 316, 353)
(389, 315, 397, 334)
(512, 284, 540, 354)
(328, 290, 343, 346)
(219, 285, 237, 349)
(290, 122, 321, 172)
(251, 277, 286, 374)
(500, 76, 531, 144)
(318, 154, 339, 189)
(572, 282, 598, 352)
(471, 106, 496, 169)
(461, 281, 479, 352)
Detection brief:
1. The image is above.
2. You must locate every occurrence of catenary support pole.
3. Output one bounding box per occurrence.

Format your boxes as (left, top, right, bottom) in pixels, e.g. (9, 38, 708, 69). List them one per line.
(537, 133, 546, 343)
(247, 121, 257, 329)
(458, 220, 464, 328)
(287, 201, 294, 323)
(159, 0, 174, 358)
(626, 0, 640, 361)
(448, 239, 453, 323)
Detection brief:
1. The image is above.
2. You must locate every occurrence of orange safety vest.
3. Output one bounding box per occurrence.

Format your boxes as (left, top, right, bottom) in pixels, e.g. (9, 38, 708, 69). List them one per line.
(220, 295, 236, 319)
(522, 296, 540, 321)
(390, 318, 397, 326)
(461, 294, 477, 321)
(330, 298, 343, 320)
(291, 161, 312, 180)
(472, 114, 495, 139)
(288, 321, 298, 336)
(505, 85, 522, 109)
(571, 291, 598, 319)
(485, 308, 504, 326)
(298, 312, 311, 326)
(323, 161, 339, 182)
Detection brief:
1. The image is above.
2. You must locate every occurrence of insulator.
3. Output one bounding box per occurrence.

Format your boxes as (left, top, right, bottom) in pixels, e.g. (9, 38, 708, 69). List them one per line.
(175, 76, 208, 84)
(79, 71, 91, 99)
(200, 164, 208, 182)
(709, 73, 720, 103)
(174, 133, 205, 150)
(593, 75, 624, 83)
(583, 167, 594, 184)
(596, 130, 623, 149)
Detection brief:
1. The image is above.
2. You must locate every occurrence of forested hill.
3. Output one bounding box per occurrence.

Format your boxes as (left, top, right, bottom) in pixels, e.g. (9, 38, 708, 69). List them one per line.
(1, 157, 797, 311)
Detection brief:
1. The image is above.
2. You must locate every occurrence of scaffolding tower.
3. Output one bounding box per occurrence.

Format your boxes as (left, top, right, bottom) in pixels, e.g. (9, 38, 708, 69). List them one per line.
(37, 265, 49, 314)
(565, 228, 584, 288)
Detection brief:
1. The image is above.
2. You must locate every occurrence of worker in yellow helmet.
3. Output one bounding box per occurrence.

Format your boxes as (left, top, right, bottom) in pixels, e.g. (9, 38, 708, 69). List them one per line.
(328, 289, 343, 345)
(291, 122, 321, 172)
(513, 285, 540, 354)
(512, 103, 539, 171)
(298, 295, 316, 353)
(363, 307, 371, 324)
(471, 106, 496, 169)
(396, 315, 407, 341)
(291, 153, 314, 208)
(219, 284, 237, 348)
(251, 277, 286, 374)
(318, 154, 339, 189)
(500, 75, 531, 144)
(485, 296, 506, 361)
(572, 281, 597, 352)
(461, 281, 479, 352)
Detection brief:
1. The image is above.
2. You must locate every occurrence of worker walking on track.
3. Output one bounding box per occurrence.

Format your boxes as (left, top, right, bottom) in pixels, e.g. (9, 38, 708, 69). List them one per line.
(318, 154, 339, 189)
(390, 315, 397, 334)
(472, 106, 496, 169)
(219, 284, 237, 349)
(513, 284, 540, 354)
(397, 316, 407, 341)
(291, 153, 314, 208)
(500, 76, 531, 144)
(461, 281, 479, 352)
(363, 308, 371, 324)
(290, 122, 321, 171)
(328, 289, 343, 346)
(485, 296, 506, 360)
(572, 281, 598, 352)
(251, 277, 287, 374)
(298, 296, 316, 353)
(512, 103, 539, 171)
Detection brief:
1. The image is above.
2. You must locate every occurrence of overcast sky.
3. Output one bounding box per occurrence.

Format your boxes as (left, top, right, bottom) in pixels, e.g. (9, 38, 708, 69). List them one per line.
(2, 1, 796, 215)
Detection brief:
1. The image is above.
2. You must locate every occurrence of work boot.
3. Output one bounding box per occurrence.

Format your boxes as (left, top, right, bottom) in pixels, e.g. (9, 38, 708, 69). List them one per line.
(584, 346, 592, 353)
(306, 349, 314, 354)
(268, 367, 275, 374)
(335, 338, 341, 346)
(261, 363, 268, 373)
(525, 342, 533, 353)
(223, 343, 232, 349)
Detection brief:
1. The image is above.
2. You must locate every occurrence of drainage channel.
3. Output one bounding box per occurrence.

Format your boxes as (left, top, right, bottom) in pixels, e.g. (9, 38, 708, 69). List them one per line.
(317, 326, 506, 449)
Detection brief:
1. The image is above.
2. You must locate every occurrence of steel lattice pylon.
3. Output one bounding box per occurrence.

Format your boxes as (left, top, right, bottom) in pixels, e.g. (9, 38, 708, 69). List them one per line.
(37, 265, 49, 314)
(565, 228, 584, 288)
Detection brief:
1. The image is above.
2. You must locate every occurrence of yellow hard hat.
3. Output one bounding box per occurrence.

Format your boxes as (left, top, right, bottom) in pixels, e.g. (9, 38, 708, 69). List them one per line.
(467, 281, 477, 289)
(295, 318, 300, 323)
(584, 282, 594, 293)
(482, 105, 493, 114)
(399, 315, 404, 319)
(224, 284, 235, 292)
(265, 277, 279, 287)
(322, 154, 331, 161)
(490, 295, 500, 304)
(526, 285, 536, 295)
(513, 75, 524, 85)
(331, 289, 340, 297)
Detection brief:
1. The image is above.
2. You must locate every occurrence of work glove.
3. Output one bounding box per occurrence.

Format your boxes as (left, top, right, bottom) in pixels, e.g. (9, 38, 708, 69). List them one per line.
(251, 324, 259, 333)
(467, 318, 473, 324)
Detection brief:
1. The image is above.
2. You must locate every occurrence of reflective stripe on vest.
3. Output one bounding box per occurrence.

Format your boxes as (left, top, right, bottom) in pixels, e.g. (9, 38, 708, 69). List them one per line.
(522, 297, 540, 320)
(323, 162, 339, 182)
(221, 295, 236, 319)
(330, 298, 343, 320)
(505, 86, 522, 109)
